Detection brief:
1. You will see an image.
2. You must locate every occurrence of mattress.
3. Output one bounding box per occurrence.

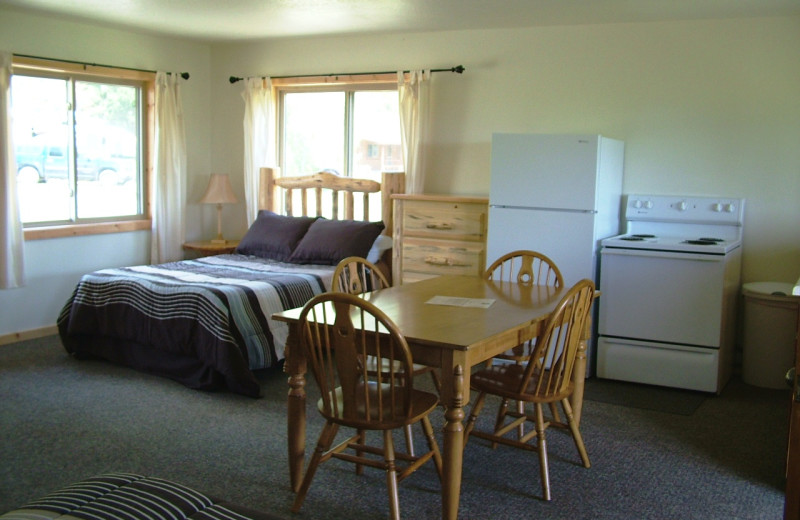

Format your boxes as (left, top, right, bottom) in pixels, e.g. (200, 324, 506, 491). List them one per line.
(57, 254, 334, 397)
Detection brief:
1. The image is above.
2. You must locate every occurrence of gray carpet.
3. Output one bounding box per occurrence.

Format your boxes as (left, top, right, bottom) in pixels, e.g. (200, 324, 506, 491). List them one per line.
(0, 335, 789, 519)
(584, 378, 708, 416)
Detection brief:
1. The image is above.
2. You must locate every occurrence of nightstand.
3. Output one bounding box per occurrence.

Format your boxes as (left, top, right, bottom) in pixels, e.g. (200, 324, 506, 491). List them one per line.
(182, 240, 239, 256)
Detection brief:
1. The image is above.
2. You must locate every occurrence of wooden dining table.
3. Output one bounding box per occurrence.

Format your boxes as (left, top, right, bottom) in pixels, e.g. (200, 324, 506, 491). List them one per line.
(272, 274, 592, 520)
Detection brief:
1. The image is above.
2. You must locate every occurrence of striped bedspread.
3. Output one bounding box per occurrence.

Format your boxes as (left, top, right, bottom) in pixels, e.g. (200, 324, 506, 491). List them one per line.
(0, 473, 280, 520)
(57, 255, 334, 397)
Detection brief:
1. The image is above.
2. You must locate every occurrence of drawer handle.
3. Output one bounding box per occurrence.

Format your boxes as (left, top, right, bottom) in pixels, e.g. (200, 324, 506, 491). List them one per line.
(424, 255, 469, 267)
(425, 221, 453, 230)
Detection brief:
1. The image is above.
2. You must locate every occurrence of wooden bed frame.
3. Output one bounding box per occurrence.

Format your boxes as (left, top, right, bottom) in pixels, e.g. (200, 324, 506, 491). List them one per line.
(258, 167, 405, 237)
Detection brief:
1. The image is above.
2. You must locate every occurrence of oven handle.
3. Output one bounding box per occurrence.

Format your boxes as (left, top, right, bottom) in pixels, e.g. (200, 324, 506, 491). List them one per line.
(601, 248, 725, 262)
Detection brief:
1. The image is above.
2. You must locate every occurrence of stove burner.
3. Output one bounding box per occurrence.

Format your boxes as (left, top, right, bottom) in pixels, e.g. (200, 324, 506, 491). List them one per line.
(698, 237, 723, 243)
(683, 239, 718, 245)
(619, 234, 656, 242)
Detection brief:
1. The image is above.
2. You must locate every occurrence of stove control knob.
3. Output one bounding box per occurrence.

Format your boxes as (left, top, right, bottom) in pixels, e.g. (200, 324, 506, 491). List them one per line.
(724, 203, 736, 213)
(712, 203, 723, 212)
(632, 199, 642, 209)
(644, 200, 654, 209)
(677, 201, 688, 211)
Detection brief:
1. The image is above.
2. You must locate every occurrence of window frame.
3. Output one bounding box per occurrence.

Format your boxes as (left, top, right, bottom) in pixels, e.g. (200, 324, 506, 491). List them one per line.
(273, 74, 400, 179)
(11, 56, 154, 241)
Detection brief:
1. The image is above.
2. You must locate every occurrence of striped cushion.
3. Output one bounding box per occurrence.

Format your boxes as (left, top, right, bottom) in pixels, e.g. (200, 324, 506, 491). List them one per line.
(1, 474, 279, 520)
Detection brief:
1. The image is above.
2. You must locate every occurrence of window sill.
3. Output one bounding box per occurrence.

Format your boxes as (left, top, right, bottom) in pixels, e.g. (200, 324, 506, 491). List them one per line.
(24, 219, 152, 241)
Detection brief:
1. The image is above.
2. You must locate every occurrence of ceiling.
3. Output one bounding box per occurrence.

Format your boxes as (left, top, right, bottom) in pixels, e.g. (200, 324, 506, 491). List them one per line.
(3, 0, 799, 42)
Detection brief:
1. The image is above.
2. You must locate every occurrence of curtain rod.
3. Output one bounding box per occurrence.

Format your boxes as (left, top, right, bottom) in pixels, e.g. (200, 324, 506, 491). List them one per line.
(12, 54, 190, 79)
(228, 65, 464, 84)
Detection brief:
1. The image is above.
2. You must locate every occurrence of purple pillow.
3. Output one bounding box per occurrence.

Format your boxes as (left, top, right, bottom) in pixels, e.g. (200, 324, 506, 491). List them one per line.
(235, 211, 317, 261)
(288, 219, 385, 265)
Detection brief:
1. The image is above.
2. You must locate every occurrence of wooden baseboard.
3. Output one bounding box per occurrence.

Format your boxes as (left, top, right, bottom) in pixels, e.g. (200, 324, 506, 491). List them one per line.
(0, 325, 59, 346)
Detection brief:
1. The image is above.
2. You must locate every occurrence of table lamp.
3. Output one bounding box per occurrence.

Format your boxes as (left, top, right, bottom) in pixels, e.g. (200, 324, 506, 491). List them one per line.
(199, 173, 238, 244)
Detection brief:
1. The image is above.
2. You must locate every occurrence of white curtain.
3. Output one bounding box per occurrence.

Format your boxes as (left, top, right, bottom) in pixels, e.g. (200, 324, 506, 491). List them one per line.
(0, 51, 24, 289)
(242, 77, 274, 225)
(398, 69, 431, 194)
(151, 72, 186, 264)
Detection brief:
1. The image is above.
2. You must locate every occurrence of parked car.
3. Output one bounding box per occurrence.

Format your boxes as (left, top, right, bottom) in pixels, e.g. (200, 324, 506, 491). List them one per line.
(15, 143, 134, 185)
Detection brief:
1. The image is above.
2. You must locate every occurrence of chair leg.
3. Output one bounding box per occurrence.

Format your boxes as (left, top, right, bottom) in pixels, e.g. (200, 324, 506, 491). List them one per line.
(464, 392, 487, 445)
(562, 398, 591, 468)
(404, 424, 415, 456)
(513, 360, 526, 439)
(356, 429, 366, 475)
(383, 429, 401, 520)
(534, 403, 551, 501)
(491, 397, 510, 449)
(292, 421, 339, 513)
(549, 401, 561, 423)
(421, 416, 443, 479)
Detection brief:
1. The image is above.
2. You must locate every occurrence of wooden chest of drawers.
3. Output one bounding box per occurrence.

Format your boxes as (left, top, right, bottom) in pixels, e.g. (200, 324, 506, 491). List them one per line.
(391, 194, 489, 284)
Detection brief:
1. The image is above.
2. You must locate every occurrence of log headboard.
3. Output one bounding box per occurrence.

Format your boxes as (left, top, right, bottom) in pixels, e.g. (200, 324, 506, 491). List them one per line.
(258, 167, 405, 237)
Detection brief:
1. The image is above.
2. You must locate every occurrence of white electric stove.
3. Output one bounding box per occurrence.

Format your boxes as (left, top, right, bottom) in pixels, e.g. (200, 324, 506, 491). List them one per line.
(596, 194, 745, 393)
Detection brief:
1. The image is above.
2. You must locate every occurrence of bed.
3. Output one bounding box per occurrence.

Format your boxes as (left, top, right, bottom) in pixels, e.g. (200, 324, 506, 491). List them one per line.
(57, 168, 405, 397)
(0, 473, 282, 520)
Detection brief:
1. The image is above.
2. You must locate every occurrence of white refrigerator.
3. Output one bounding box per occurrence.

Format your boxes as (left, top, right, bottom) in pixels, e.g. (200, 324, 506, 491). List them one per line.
(488, 133, 624, 371)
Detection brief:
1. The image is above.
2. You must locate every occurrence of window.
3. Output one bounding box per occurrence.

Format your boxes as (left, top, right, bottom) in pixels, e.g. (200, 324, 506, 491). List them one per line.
(278, 80, 403, 184)
(10, 57, 152, 236)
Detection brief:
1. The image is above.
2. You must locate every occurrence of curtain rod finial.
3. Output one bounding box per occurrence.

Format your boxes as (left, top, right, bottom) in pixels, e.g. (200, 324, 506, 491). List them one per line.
(229, 76, 243, 84)
(181, 72, 190, 80)
(452, 65, 465, 74)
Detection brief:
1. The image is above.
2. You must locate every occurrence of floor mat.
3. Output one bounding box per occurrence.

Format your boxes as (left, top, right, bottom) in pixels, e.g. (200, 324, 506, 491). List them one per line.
(583, 378, 707, 416)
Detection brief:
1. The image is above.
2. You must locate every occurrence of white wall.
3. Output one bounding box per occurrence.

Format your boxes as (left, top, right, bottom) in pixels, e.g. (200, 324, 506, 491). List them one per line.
(212, 16, 800, 285)
(0, 7, 213, 337)
(1, 9, 799, 337)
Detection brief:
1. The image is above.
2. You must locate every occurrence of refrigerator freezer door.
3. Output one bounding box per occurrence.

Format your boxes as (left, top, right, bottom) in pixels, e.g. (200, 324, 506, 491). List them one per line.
(487, 206, 598, 284)
(490, 134, 601, 211)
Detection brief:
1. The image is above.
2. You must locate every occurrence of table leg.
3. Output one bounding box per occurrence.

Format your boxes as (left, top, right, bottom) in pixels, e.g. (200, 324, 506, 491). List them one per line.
(571, 308, 597, 427)
(441, 364, 465, 520)
(284, 325, 307, 492)
(570, 336, 588, 428)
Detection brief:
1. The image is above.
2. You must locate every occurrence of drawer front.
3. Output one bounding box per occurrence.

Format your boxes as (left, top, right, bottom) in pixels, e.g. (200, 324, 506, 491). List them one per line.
(401, 237, 485, 278)
(401, 201, 486, 241)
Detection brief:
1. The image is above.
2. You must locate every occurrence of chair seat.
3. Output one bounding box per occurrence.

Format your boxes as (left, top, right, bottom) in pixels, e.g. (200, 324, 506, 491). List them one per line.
(493, 343, 534, 362)
(319, 383, 440, 430)
(472, 363, 574, 403)
(364, 355, 433, 375)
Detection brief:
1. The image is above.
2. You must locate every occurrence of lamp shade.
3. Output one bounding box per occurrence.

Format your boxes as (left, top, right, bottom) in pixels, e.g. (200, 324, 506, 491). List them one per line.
(199, 174, 238, 205)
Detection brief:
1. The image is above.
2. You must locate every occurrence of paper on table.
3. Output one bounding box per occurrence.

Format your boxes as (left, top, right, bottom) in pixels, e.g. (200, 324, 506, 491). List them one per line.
(426, 295, 495, 308)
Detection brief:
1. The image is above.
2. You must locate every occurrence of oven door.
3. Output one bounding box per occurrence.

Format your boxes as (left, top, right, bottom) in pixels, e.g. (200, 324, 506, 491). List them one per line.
(598, 247, 727, 347)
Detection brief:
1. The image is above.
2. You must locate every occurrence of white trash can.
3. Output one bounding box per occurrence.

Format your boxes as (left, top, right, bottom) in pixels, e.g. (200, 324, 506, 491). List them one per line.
(741, 282, 800, 389)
